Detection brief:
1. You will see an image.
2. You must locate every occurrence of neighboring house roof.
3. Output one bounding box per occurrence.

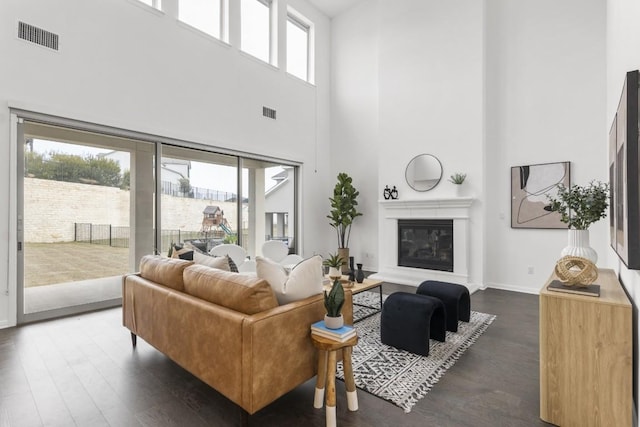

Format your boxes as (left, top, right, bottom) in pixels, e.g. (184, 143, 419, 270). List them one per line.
(271, 170, 288, 181)
(265, 178, 288, 197)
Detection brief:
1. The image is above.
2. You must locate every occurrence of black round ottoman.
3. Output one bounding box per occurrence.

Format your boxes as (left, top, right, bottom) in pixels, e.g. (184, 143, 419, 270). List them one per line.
(416, 280, 470, 332)
(380, 292, 446, 356)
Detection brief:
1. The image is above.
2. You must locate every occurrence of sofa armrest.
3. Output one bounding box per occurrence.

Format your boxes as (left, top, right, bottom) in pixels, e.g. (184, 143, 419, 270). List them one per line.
(240, 291, 353, 413)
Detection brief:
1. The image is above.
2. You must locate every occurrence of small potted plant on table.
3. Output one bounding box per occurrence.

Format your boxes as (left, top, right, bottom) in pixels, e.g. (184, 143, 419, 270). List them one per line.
(323, 253, 344, 280)
(324, 278, 345, 329)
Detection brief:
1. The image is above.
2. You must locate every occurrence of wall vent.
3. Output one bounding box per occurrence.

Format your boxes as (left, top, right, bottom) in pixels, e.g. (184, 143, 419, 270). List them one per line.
(262, 106, 277, 120)
(18, 21, 59, 51)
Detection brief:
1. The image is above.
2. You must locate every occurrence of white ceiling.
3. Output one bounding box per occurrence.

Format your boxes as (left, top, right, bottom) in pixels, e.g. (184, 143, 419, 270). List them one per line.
(308, 0, 365, 18)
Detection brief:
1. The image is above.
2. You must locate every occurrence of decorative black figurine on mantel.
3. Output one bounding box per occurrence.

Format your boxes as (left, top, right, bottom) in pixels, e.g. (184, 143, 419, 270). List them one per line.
(390, 186, 399, 200)
(383, 185, 392, 200)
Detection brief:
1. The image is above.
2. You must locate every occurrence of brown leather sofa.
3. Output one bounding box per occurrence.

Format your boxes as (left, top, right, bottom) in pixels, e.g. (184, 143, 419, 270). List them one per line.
(122, 255, 353, 416)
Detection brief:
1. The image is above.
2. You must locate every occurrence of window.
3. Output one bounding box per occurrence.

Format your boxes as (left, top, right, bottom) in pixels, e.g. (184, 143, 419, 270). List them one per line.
(137, 0, 162, 10)
(178, 0, 225, 40)
(286, 12, 311, 82)
(241, 0, 273, 64)
(14, 114, 298, 323)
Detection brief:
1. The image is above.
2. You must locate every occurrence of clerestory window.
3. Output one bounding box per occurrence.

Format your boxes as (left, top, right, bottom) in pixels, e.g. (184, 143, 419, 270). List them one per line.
(137, 0, 162, 10)
(286, 10, 312, 82)
(241, 0, 274, 64)
(178, 0, 227, 41)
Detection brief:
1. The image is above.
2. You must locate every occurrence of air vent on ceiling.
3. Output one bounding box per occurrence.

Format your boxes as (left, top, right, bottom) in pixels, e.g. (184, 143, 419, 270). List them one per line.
(263, 106, 277, 120)
(18, 21, 59, 51)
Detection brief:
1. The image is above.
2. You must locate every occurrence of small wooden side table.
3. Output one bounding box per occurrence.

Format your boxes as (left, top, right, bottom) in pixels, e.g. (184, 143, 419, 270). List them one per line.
(311, 333, 359, 427)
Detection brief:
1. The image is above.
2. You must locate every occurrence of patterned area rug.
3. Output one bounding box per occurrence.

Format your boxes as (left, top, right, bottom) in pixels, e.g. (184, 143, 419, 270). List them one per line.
(337, 292, 496, 413)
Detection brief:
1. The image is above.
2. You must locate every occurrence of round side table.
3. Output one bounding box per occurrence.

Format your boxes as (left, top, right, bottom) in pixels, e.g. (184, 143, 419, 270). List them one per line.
(311, 333, 359, 427)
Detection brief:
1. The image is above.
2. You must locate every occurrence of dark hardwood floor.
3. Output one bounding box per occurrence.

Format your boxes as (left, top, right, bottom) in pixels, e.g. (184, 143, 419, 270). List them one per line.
(0, 285, 548, 427)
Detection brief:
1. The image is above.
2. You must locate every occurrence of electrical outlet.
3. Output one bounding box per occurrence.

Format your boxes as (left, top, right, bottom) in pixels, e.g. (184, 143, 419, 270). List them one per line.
(528, 266, 534, 275)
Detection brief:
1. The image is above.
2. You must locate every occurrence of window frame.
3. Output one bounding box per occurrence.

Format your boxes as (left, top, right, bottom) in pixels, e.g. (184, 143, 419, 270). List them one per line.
(177, 0, 228, 42)
(286, 12, 310, 82)
(240, 0, 277, 66)
(286, 7, 314, 84)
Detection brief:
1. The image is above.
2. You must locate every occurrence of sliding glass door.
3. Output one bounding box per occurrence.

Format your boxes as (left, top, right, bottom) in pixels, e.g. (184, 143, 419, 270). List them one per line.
(17, 121, 155, 323)
(15, 117, 299, 324)
(158, 145, 239, 255)
(242, 158, 298, 257)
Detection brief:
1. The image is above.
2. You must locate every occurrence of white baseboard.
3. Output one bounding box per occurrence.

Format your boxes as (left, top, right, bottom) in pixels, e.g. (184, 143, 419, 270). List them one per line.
(0, 319, 16, 329)
(484, 282, 540, 295)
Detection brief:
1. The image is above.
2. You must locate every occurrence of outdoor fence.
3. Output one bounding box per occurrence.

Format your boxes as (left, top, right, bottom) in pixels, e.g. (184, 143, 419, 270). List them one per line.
(160, 181, 237, 202)
(74, 223, 206, 252)
(74, 223, 248, 253)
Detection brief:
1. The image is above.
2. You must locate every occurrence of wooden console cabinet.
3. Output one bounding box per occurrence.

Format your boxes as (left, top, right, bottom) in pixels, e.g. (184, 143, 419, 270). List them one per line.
(539, 268, 632, 426)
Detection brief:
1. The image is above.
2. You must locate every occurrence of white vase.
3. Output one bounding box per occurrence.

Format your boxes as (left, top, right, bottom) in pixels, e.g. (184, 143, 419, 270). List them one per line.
(328, 267, 341, 280)
(324, 314, 344, 330)
(561, 229, 597, 264)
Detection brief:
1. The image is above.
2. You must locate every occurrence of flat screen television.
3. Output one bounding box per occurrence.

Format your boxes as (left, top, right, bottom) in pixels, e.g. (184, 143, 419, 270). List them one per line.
(609, 69, 640, 269)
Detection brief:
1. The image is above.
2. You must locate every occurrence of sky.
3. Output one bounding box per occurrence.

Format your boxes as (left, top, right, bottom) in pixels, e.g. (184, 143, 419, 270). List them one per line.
(29, 139, 283, 194)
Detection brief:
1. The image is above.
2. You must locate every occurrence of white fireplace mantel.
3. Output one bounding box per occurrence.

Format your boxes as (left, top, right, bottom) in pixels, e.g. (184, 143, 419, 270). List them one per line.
(369, 197, 475, 288)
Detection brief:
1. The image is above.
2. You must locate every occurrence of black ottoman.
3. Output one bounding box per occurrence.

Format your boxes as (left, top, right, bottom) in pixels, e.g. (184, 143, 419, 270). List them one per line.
(380, 292, 446, 356)
(416, 280, 470, 332)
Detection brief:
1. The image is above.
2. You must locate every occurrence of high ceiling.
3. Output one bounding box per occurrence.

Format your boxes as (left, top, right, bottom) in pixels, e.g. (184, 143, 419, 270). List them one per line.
(307, 0, 364, 18)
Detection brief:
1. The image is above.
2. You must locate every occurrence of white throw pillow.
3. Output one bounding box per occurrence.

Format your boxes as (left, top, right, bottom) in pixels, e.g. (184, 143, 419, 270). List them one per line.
(193, 251, 231, 271)
(256, 255, 323, 304)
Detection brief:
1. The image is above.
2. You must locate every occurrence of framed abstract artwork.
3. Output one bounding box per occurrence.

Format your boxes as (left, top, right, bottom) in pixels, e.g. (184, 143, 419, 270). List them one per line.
(609, 70, 640, 269)
(511, 161, 570, 229)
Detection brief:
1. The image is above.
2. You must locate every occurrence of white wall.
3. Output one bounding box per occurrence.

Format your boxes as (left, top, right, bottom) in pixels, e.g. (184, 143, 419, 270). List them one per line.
(484, 0, 607, 293)
(333, 0, 485, 285)
(0, 0, 332, 327)
(607, 0, 640, 421)
(331, 0, 380, 270)
(377, 0, 485, 287)
(332, 0, 607, 292)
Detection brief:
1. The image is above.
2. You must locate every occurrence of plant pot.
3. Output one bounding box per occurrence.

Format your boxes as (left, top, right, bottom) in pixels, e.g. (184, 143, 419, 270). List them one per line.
(338, 248, 350, 274)
(561, 229, 597, 264)
(454, 183, 464, 197)
(324, 314, 344, 330)
(328, 267, 341, 280)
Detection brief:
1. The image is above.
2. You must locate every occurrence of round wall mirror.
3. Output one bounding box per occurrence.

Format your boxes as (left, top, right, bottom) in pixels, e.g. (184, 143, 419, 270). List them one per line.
(405, 154, 443, 192)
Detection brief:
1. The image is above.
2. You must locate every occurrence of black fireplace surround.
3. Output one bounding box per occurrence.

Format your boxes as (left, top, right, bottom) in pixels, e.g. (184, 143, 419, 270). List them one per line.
(398, 219, 453, 272)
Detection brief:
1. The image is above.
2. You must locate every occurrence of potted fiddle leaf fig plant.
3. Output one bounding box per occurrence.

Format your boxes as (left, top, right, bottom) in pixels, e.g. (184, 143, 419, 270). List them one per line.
(547, 180, 610, 264)
(323, 253, 344, 280)
(324, 278, 345, 329)
(327, 172, 362, 273)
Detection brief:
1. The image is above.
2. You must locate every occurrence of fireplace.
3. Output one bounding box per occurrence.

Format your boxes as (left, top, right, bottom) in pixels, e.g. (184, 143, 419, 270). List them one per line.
(398, 219, 453, 272)
(369, 197, 474, 287)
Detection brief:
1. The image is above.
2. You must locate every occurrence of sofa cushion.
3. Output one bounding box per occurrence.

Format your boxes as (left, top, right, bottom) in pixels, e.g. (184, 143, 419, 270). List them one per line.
(226, 255, 239, 273)
(183, 264, 278, 314)
(139, 255, 193, 291)
(193, 251, 231, 271)
(171, 245, 194, 261)
(256, 255, 323, 305)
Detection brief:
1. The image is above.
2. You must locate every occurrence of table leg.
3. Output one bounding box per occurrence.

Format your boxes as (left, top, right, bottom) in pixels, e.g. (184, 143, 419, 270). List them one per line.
(314, 349, 328, 408)
(343, 346, 358, 411)
(326, 350, 337, 427)
(378, 284, 383, 311)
